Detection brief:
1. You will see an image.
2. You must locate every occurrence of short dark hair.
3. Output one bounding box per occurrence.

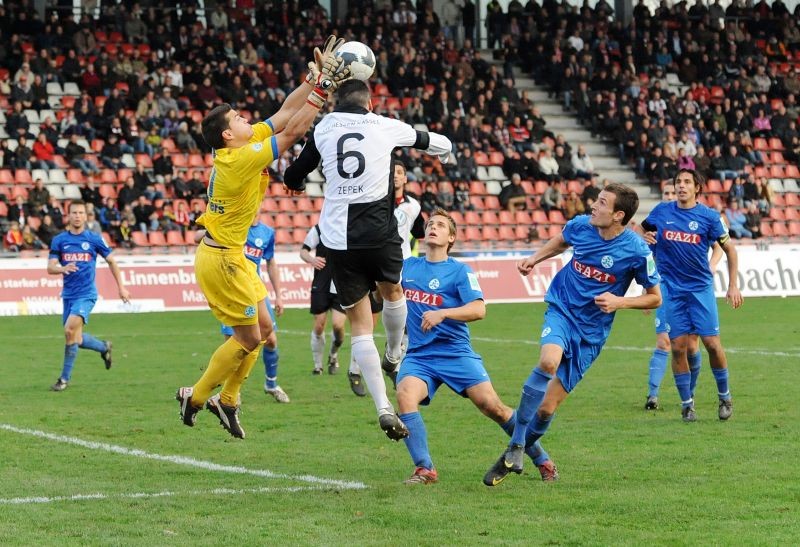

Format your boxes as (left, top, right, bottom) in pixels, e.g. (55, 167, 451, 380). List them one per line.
(394, 161, 407, 174)
(201, 103, 233, 150)
(603, 183, 639, 226)
(68, 200, 87, 212)
(336, 80, 371, 108)
(674, 168, 704, 194)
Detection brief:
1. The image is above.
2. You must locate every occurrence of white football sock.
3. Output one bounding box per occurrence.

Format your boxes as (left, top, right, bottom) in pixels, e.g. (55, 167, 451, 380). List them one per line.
(351, 334, 391, 412)
(382, 295, 407, 364)
(310, 331, 325, 370)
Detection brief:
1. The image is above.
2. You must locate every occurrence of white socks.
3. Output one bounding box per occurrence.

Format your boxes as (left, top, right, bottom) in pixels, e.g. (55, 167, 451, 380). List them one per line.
(310, 331, 325, 370)
(351, 334, 391, 412)
(382, 296, 407, 363)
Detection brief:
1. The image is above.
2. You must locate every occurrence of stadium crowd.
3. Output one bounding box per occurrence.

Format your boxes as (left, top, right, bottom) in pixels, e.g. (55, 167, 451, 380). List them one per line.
(1, 0, 799, 253)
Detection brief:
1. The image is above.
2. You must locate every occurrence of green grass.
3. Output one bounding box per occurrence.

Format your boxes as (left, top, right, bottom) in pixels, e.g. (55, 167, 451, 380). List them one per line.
(1, 298, 798, 545)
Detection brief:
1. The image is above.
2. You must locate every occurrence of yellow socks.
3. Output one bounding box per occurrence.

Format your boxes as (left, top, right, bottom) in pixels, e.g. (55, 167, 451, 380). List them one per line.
(191, 337, 251, 405)
(220, 342, 264, 406)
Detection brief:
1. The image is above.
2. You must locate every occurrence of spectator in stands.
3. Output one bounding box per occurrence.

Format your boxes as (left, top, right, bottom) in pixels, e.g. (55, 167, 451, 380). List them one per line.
(728, 176, 746, 208)
(42, 196, 64, 229)
(437, 182, 455, 211)
(744, 202, 762, 239)
(8, 196, 31, 227)
(136, 90, 162, 130)
(117, 217, 135, 249)
(28, 179, 50, 216)
(100, 134, 124, 171)
(85, 209, 103, 235)
(174, 201, 191, 233)
(99, 198, 122, 236)
(175, 122, 200, 154)
(693, 146, 712, 180)
(3, 221, 23, 252)
(14, 136, 34, 170)
(185, 169, 207, 199)
(537, 148, 560, 183)
(554, 145, 576, 181)
(581, 177, 601, 209)
(6, 102, 30, 140)
(717, 145, 748, 181)
(132, 163, 152, 194)
(11, 74, 34, 110)
(158, 89, 180, 121)
(133, 195, 159, 234)
(65, 134, 100, 176)
(159, 203, 180, 232)
(541, 180, 564, 214)
(571, 145, 595, 181)
(153, 146, 174, 183)
(499, 173, 528, 213)
(37, 214, 59, 248)
(563, 191, 586, 221)
(455, 148, 478, 182)
(20, 223, 45, 250)
(0, 139, 16, 168)
(724, 199, 751, 239)
(80, 181, 103, 209)
(420, 183, 441, 214)
(676, 147, 696, 170)
(32, 133, 57, 171)
(454, 181, 475, 214)
(118, 177, 142, 208)
(648, 147, 675, 185)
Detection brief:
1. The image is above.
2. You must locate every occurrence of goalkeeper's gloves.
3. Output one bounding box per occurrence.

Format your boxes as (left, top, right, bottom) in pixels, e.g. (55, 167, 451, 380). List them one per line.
(306, 57, 351, 109)
(305, 34, 345, 85)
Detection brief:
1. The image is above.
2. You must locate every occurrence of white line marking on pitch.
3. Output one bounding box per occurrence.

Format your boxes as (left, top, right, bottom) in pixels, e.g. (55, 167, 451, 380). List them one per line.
(0, 485, 341, 505)
(6, 330, 799, 358)
(0, 424, 367, 491)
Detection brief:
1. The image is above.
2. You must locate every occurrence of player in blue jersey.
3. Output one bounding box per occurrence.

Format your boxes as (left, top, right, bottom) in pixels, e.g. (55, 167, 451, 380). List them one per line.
(484, 183, 662, 486)
(396, 208, 557, 484)
(642, 180, 723, 410)
(47, 200, 131, 391)
(199, 215, 288, 403)
(640, 169, 742, 422)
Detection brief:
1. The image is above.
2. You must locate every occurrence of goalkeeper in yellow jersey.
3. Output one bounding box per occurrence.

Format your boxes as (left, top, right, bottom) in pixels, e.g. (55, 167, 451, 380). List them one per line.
(176, 36, 352, 439)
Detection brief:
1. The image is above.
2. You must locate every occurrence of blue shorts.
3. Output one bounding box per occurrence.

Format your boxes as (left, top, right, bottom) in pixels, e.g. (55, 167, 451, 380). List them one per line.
(654, 281, 671, 335)
(396, 352, 490, 406)
(220, 298, 277, 337)
(62, 298, 96, 325)
(540, 307, 603, 393)
(665, 284, 719, 338)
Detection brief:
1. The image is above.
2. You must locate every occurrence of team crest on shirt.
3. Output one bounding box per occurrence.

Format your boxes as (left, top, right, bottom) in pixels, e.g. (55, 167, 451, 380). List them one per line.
(252, 143, 263, 151)
(688, 221, 699, 231)
(81, 242, 90, 251)
(541, 327, 552, 338)
(254, 238, 263, 247)
(244, 305, 256, 318)
(601, 255, 614, 268)
(428, 278, 440, 290)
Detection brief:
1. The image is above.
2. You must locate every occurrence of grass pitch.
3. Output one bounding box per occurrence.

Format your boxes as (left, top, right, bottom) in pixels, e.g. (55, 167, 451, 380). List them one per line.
(1, 298, 798, 545)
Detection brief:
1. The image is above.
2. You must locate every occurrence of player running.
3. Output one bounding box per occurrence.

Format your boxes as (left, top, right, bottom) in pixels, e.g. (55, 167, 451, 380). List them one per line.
(484, 183, 661, 486)
(47, 200, 130, 391)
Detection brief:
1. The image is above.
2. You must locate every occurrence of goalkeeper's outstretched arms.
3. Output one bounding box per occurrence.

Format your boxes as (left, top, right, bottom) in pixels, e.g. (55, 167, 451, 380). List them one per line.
(283, 136, 321, 193)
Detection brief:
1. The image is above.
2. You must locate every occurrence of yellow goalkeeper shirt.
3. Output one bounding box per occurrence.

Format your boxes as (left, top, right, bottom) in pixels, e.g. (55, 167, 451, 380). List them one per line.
(197, 121, 276, 248)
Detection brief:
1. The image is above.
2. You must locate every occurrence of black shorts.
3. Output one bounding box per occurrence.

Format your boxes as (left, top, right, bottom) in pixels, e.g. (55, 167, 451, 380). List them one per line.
(309, 291, 345, 315)
(327, 244, 403, 308)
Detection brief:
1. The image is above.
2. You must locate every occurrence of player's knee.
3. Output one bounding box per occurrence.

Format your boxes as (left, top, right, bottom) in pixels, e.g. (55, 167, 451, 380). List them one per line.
(656, 338, 671, 352)
(380, 282, 403, 301)
(396, 384, 417, 410)
(477, 397, 506, 421)
(537, 406, 555, 420)
(538, 359, 559, 376)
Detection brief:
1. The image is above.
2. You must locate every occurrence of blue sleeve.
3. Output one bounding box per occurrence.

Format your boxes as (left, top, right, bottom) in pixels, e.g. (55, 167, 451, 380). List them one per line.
(94, 232, 112, 259)
(561, 216, 585, 246)
(49, 235, 62, 260)
(707, 209, 729, 241)
(455, 263, 484, 304)
(633, 242, 661, 289)
(264, 228, 275, 261)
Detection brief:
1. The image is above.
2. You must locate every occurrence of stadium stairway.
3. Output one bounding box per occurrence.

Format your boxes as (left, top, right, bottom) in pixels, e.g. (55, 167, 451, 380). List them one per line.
(484, 52, 660, 218)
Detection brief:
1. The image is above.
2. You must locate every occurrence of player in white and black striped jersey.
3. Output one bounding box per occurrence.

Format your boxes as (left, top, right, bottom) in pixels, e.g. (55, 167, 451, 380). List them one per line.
(284, 80, 454, 441)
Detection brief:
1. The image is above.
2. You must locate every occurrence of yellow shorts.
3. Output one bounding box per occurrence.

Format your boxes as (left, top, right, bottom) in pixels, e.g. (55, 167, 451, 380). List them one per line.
(194, 241, 267, 326)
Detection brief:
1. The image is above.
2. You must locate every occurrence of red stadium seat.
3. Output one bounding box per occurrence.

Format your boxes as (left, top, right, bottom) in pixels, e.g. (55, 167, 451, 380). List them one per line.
(498, 226, 515, 241)
(785, 193, 799, 206)
(772, 222, 789, 237)
(481, 211, 499, 225)
(469, 196, 484, 210)
(292, 230, 307, 244)
(514, 211, 532, 224)
(537, 226, 550, 240)
(166, 231, 185, 246)
(770, 208, 786, 221)
(470, 181, 487, 195)
(131, 232, 150, 247)
(98, 184, 117, 199)
(15, 169, 33, 184)
(548, 210, 566, 224)
(0, 170, 13, 184)
(464, 211, 481, 225)
(514, 225, 529, 240)
(272, 213, 292, 228)
(464, 227, 481, 241)
(769, 138, 785, 151)
(498, 211, 514, 224)
(753, 137, 769, 151)
(483, 196, 501, 210)
(706, 179, 723, 193)
(532, 210, 548, 224)
(759, 221, 773, 237)
(171, 154, 188, 169)
(184, 230, 199, 245)
(784, 165, 800, 178)
(784, 207, 800, 221)
(274, 229, 293, 245)
(788, 222, 800, 236)
(548, 224, 562, 238)
(473, 152, 490, 166)
(134, 154, 153, 168)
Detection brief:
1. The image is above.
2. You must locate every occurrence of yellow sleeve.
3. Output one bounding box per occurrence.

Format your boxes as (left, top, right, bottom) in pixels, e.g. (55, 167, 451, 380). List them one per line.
(252, 120, 275, 141)
(239, 135, 277, 174)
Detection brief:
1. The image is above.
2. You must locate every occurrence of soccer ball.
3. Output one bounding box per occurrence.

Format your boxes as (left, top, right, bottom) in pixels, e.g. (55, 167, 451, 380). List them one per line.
(336, 41, 376, 82)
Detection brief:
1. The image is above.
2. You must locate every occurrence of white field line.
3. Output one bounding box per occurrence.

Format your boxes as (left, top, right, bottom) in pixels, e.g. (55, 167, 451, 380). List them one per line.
(0, 424, 367, 491)
(0, 485, 341, 505)
(5, 329, 799, 358)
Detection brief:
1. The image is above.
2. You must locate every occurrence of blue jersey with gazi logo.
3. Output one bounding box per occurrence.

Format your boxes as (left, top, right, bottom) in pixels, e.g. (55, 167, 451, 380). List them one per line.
(49, 229, 112, 300)
(547, 216, 660, 344)
(643, 201, 727, 294)
(402, 256, 484, 357)
(242, 223, 275, 270)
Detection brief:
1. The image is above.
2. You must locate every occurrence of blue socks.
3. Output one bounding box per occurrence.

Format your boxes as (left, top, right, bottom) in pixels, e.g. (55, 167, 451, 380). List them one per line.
(648, 349, 669, 398)
(688, 351, 701, 396)
(60, 343, 79, 381)
(500, 411, 552, 465)
(79, 333, 107, 353)
(399, 412, 433, 469)
(674, 371, 693, 407)
(263, 347, 279, 389)
(712, 367, 731, 400)
(510, 367, 552, 447)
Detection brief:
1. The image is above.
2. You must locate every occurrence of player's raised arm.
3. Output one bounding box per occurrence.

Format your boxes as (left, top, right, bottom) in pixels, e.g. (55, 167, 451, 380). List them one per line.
(517, 232, 570, 276)
(266, 35, 345, 133)
(283, 136, 321, 193)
